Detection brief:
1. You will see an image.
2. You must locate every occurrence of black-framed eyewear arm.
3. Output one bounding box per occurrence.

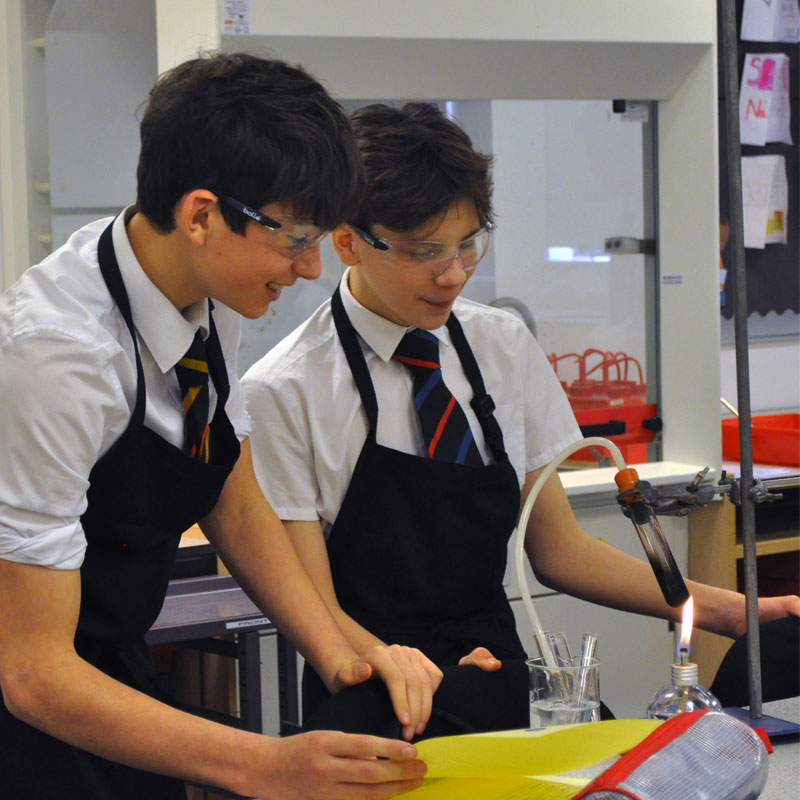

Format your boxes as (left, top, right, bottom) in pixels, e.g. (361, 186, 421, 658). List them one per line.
(350, 224, 389, 251)
(220, 195, 282, 230)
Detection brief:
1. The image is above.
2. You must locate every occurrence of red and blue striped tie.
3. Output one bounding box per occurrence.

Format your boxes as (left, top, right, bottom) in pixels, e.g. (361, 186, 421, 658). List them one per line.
(174, 331, 211, 462)
(392, 329, 483, 466)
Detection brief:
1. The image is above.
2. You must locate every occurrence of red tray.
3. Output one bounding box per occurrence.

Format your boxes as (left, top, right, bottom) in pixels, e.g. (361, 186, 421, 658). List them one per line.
(721, 413, 800, 466)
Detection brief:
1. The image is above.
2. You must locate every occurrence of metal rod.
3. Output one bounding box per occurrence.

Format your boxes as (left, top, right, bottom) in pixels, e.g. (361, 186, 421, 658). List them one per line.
(760, 475, 800, 491)
(720, 396, 739, 416)
(720, 0, 762, 720)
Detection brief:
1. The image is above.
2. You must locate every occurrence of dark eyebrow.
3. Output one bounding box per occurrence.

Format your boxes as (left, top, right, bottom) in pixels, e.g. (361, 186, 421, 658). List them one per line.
(393, 227, 484, 245)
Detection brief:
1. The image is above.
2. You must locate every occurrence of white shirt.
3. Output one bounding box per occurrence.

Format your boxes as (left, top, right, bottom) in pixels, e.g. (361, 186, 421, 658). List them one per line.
(242, 269, 580, 533)
(0, 211, 250, 570)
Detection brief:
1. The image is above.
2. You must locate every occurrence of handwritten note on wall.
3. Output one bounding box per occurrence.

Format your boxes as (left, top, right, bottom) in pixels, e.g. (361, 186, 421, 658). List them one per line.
(740, 52, 793, 145)
(741, 155, 788, 248)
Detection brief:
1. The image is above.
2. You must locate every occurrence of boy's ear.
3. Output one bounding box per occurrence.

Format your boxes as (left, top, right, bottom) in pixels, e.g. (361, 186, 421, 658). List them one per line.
(331, 225, 360, 266)
(176, 190, 219, 245)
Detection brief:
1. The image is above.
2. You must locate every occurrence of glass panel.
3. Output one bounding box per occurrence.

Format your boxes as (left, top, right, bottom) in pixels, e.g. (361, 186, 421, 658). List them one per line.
(238, 99, 660, 466)
(483, 99, 658, 466)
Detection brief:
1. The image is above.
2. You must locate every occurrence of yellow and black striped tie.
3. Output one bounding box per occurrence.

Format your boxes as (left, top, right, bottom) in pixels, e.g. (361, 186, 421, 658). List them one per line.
(175, 331, 210, 462)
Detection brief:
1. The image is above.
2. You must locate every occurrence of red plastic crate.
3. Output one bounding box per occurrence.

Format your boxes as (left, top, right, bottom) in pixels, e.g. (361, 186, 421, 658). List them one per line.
(721, 413, 800, 466)
(569, 402, 658, 466)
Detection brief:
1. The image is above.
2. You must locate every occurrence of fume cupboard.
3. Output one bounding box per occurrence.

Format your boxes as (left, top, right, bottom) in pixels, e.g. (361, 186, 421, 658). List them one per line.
(5, 0, 726, 728)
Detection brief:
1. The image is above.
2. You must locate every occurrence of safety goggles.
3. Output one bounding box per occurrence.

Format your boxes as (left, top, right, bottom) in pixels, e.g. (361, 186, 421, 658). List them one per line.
(352, 224, 492, 277)
(220, 195, 328, 257)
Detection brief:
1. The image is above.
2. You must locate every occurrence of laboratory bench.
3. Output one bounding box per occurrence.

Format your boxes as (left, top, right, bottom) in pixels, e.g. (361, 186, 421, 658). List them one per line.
(146, 571, 304, 737)
(146, 574, 272, 734)
(148, 555, 797, 800)
(148, 526, 300, 737)
(155, 460, 797, 732)
(159, 463, 700, 730)
(758, 697, 800, 800)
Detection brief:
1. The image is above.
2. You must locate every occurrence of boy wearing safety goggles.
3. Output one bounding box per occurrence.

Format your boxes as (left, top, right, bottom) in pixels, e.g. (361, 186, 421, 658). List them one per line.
(0, 55, 427, 799)
(243, 102, 799, 741)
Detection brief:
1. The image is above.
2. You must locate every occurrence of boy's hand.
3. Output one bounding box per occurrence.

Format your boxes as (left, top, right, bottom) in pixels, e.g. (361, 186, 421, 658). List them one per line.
(458, 646, 503, 671)
(333, 645, 443, 741)
(740, 594, 800, 637)
(255, 730, 426, 800)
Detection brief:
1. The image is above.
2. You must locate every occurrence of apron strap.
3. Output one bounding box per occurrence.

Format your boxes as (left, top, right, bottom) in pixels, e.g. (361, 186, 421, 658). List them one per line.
(98, 219, 230, 419)
(331, 286, 379, 432)
(446, 313, 508, 461)
(205, 300, 231, 411)
(98, 219, 146, 428)
(331, 284, 508, 459)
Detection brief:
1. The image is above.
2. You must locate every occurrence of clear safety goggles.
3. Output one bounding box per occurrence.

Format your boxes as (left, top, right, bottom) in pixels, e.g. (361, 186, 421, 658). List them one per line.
(352, 224, 492, 277)
(220, 195, 328, 257)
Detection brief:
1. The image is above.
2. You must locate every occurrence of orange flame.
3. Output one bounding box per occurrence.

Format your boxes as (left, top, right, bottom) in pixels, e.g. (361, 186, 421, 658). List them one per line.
(678, 596, 694, 657)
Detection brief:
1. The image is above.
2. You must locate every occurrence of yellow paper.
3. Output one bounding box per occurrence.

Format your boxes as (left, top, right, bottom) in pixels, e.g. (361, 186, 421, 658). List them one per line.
(417, 719, 660, 778)
(404, 719, 662, 800)
(405, 775, 586, 800)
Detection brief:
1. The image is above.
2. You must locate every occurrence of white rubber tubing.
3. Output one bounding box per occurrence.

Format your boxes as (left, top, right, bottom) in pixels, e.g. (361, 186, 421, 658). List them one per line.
(513, 436, 627, 668)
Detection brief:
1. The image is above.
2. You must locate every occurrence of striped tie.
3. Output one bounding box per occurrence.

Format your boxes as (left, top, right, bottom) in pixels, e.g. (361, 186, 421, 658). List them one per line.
(175, 331, 210, 462)
(392, 329, 483, 466)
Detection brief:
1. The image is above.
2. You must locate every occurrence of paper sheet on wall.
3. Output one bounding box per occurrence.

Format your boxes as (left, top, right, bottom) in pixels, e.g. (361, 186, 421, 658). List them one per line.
(741, 0, 800, 43)
(741, 155, 789, 248)
(405, 719, 661, 800)
(742, 0, 800, 42)
(739, 53, 793, 145)
(222, 0, 250, 35)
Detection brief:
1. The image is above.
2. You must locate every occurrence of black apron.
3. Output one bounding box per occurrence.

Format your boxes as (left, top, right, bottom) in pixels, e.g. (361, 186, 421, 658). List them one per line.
(302, 287, 528, 729)
(0, 220, 241, 799)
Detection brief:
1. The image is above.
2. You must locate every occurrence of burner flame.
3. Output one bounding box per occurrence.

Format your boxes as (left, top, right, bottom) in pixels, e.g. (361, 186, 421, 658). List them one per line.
(678, 595, 694, 660)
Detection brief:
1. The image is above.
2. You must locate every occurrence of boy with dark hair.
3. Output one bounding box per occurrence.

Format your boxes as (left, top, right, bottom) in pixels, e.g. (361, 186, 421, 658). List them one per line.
(243, 101, 799, 738)
(136, 54, 361, 236)
(0, 55, 426, 799)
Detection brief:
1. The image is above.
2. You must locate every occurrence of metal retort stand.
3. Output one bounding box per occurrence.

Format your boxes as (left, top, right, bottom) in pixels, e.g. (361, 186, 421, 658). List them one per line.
(616, 1, 799, 732)
(720, 0, 767, 725)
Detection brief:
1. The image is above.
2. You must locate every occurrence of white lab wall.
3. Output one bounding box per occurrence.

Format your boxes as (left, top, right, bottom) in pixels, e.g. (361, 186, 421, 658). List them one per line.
(46, 0, 155, 211)
(155, 0, 218, 74)
(1, 0, 54, 285)
(45, 0, 156, 246)
(721, 340, 800, 415)
(0, 1, 28, 288)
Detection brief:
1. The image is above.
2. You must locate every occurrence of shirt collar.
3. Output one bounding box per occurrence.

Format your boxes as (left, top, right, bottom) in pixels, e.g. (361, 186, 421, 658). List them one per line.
(339, 268, 450, 363)
(112, 208, 210, 373)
